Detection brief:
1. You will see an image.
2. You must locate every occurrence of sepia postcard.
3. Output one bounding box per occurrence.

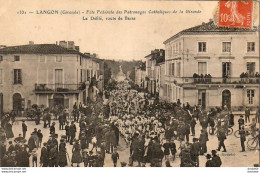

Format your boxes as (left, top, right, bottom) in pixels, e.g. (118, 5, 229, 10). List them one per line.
(0, 0, 259, 172)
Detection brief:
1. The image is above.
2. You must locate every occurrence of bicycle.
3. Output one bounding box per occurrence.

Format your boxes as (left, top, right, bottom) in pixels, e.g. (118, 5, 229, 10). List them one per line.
(247, 134, 259, 150)
(212, 126, 233, 136)
(234, 125, 253, 138)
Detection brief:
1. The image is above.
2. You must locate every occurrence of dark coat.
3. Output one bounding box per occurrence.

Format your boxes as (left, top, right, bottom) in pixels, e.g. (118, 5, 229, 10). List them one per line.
(58, 143, 67, 166)
(28, 136, 36, 152)
(72, 143, 82, 163)
(5, 123, 14, 138)
(40, 146, 48, 166)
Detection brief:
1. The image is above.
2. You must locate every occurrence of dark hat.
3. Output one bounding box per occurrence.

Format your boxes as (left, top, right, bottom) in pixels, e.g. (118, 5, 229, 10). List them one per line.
(193, 138, 199, 142)
(206, 154, 211, 159)
(211, 150, 217, 154)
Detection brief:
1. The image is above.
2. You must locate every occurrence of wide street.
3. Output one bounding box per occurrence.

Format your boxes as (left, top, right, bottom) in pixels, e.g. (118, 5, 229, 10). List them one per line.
(10, 115, 259, 167)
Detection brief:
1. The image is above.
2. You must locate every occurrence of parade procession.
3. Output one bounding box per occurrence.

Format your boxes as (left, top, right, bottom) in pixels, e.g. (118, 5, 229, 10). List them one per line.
(0, 0, 260, 169)
(0, 78, 259, 167)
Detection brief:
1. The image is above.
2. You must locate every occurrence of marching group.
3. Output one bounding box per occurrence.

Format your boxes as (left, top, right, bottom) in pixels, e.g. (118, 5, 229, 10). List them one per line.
(0, 81, 259, 167)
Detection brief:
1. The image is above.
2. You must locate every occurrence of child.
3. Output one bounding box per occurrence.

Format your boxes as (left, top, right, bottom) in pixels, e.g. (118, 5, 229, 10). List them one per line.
(111, 148, 119, 167)
(169, 139, 176, 161)
(32, 148, 38, 167)
(162, 139, 170, 160)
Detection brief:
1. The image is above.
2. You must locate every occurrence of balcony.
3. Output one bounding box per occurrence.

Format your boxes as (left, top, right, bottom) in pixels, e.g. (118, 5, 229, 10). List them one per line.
(183, 77, 259, 84)
(34, 83, 87, 94)
(166, 76, 259, 88)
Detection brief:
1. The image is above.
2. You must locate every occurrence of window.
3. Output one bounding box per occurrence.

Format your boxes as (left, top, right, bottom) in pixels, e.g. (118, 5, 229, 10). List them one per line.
(80, 56, 82, 66)
(80, 69, 83, 82)
(163, 84, 167, 96)
(39, 55, 45, 62)
(198, 42, 206, 52)
(56, 56, 62, 62)
(222, 42, 231, 52)
(222, 62, 231, 77)
(247, 62, 255, 77)
(198, 62, 207, 75)
(14, 56, 20, 61)
(171, 63, 175, 76)
(0, 69, 2, 84)
(14, 69, 22, 84)
(247, 89, 254, 104)
(0, 56, 3, 61)
(177, 62, 181, 77)
(247, 42, 255, 52)
(55, 69, 63, 84)
(179, 42, 181, 53)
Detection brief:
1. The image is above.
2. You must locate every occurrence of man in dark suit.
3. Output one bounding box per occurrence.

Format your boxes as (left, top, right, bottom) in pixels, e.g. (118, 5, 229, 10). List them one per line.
(22, 120, 27, 138)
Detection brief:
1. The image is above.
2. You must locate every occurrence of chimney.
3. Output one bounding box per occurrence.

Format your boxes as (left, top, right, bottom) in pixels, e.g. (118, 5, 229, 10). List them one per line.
(29, 41, 34, 45)
(209, 19, 213, 22)
(56, 41, 58, 45)
(75, 46, 80, 51)
(59, 41, 67, 48)
(68, 41, 75, 50)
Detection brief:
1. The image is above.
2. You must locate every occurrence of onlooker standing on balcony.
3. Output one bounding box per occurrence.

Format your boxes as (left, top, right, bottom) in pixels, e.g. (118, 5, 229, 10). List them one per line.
(245, 107, 250, 123)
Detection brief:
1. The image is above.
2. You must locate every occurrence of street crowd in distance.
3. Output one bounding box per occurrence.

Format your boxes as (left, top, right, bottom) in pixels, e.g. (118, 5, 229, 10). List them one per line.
(0, 81, 259, 167)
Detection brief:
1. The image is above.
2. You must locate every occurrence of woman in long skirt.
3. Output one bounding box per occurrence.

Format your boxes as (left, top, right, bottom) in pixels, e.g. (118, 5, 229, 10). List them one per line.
(5, 122, 14, 139)
(71, 140, 82, 167)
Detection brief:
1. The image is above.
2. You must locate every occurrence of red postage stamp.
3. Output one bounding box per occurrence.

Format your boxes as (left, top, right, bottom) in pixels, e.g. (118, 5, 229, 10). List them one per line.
(218, 1, 253, 29)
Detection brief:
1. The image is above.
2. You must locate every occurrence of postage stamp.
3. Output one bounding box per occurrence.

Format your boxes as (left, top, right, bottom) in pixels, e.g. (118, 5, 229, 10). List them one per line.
(218, 1, 253, 29)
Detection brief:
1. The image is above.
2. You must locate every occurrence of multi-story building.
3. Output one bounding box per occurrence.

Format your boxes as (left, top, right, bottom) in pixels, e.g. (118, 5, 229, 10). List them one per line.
(135, 62, 146, 89)
(163, 20, 259, 110)
(145, 49, 165, 96)
(0, 41, 104, 115)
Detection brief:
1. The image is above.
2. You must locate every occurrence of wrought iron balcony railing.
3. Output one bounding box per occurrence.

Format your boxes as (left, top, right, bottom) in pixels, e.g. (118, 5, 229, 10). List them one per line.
(34, 83, 86, 92)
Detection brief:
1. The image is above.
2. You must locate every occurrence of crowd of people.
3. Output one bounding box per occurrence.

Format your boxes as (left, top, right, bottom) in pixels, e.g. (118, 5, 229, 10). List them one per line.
(0, 81, 259, 167)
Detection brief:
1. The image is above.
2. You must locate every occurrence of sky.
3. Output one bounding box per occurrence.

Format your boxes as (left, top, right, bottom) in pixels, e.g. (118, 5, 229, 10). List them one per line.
(0, 0, 224, 61)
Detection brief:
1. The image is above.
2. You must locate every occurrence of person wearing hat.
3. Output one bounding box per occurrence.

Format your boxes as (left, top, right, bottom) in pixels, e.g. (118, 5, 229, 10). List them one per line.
(28, 133, 36, 152)
(205, 154, 214, 167)
(40, 142, 48, 167)
(190, 138, 200, 166)
(71, 139, 82, 167)
(238, 115, 245, 130)
(50, 122, 56, 135)
(199, 129, 208, 155)
(239, 126, 246, 152)
(8, 141, 15, 153)
(211, 150, 222, 167)
(22, 120, 27, 138)
(111, 147, 119, 167)
(69, 121, 77, 145)
(58, 138, 67, 167)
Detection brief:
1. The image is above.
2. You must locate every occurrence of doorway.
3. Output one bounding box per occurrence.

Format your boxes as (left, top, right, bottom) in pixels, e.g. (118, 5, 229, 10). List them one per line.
(198, 90, 206, 109)
(222, 90, 231, 110)
(13, 93, 22, 113)
(53, 93, 64, 107)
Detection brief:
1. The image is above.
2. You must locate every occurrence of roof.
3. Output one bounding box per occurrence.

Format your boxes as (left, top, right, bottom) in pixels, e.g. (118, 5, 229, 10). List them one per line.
(0, 44, 89, 57)
(163, 21, 258, 44)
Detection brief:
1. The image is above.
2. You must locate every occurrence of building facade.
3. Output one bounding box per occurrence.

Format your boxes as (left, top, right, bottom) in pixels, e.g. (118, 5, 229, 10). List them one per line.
(135, 62, 146, 89)
(0, 41, 104, 115)
(145, 49, 165, 96)
(163, 20, 259, 110)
